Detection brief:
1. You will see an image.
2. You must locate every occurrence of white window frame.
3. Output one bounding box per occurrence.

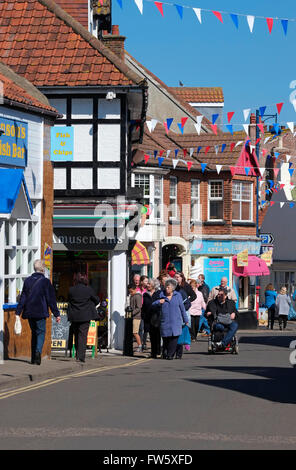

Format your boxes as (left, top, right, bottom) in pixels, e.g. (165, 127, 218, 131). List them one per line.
(132, 173, 163, 223)
(208, 180, 224, 221)
(169, 176, 178, 221)
(232, 180, 253, 222)
(191, 179, 200, 222)
(3, 202, 40, 305)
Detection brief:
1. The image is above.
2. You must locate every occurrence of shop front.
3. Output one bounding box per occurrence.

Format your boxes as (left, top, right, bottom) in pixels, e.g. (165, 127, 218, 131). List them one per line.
(189, 237, 265, 328)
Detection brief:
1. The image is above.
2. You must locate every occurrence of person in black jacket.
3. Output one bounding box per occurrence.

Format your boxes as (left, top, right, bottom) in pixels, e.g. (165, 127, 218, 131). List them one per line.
(15, 259, 61, 365)
(67, 272, 100, 362)
(206, 287, 238, 350)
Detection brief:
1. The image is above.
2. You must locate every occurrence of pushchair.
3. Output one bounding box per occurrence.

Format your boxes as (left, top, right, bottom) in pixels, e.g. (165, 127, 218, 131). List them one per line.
(207, 317, 239, 355)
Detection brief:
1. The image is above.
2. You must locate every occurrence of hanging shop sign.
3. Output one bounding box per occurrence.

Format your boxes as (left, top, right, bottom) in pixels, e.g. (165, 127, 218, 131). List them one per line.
(0, 117, 28, 168)
(50, 126, 74, 161)
(237, 249, 249, 267)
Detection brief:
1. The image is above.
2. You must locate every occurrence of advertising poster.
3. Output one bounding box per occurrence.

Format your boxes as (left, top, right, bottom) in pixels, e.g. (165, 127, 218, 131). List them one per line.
(204, 258, 230, 291)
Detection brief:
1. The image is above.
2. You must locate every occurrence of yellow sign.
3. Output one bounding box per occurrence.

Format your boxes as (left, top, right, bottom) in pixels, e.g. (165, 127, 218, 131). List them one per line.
(261, 250, 273, 266)
(44, 243, 52, 274)
(87, 320, 98, 346)
(237, 249, 248, 267)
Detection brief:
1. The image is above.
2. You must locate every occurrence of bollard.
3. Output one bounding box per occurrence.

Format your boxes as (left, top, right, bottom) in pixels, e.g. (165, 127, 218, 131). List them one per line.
(123, 306, 133, 356)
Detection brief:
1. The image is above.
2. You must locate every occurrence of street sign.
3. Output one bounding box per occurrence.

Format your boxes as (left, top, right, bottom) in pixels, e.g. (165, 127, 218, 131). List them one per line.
(260, 233, 274, 245)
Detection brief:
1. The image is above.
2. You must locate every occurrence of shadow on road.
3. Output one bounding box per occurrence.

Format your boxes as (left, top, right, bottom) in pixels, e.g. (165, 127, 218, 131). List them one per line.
(186, 365, 296, 404)
(238, 335, 296, 349)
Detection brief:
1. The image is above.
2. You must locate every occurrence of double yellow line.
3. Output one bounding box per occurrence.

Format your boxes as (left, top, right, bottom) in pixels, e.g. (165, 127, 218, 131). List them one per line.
(0, 358, 151, 400)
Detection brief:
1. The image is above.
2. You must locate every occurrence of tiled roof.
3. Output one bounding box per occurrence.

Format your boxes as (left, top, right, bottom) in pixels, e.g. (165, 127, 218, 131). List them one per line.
(133, 120, 246, 171)
(0, 61, 59, 115)
(0, 0, 144, 87)
(170, 87, 224, 104)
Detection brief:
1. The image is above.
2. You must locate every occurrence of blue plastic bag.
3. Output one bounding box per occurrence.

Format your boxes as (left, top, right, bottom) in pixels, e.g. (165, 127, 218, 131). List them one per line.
(178, 325, 191, 345)
(288, 304, 296, 321)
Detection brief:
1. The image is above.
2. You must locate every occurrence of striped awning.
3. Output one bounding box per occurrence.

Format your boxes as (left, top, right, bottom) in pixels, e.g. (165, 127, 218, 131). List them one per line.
(131, 241, 150, 265)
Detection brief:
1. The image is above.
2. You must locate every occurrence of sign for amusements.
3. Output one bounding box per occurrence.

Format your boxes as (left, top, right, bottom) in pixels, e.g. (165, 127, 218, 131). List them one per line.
(0, 117, 28, 167)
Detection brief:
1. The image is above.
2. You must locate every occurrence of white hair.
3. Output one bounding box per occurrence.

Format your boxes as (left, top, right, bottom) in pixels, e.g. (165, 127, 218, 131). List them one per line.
(34, 259, 45, 273)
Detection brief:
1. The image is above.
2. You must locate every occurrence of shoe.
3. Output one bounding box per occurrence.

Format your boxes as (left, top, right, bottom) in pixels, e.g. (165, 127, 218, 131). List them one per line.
(202, 333, 210, 337)
(166, 356, 174, 360)
(35, 351, 41, 365)
(215, 341, 225, 350)
(136, 346, 142, 353)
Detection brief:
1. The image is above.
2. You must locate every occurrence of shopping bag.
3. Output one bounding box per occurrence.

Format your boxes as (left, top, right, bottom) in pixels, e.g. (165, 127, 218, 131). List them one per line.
(14, 315, 22, 335)
(288, 305, 296, 321)
(177, 325, 191, 345)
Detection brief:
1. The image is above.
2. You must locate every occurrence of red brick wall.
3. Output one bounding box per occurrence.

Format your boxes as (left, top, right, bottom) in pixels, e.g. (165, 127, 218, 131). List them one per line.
(54, 0, 89, 28)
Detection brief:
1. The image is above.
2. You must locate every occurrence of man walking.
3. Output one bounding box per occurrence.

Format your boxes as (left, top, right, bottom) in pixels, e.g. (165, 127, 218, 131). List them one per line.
(15, 259, 60, 365)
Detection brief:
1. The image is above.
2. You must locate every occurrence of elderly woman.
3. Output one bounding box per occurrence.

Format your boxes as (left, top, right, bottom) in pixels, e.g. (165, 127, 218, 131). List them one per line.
(153, 279, 189, 360)
(275, 286, 291, 331)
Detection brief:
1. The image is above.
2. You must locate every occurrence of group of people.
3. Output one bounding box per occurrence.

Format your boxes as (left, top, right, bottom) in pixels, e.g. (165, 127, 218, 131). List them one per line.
(264, 283, 294, 330)
(128, 266, 239, 360)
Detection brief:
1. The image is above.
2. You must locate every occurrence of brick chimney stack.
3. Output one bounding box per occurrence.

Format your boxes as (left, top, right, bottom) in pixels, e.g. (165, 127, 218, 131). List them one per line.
(102, 25, 126, 60)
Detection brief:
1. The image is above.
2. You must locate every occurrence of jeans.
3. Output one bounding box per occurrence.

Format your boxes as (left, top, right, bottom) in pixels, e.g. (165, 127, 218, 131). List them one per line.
(214, 321, 238, 346)
(28, 318, 46, 358)
(198, 311, 210, 334)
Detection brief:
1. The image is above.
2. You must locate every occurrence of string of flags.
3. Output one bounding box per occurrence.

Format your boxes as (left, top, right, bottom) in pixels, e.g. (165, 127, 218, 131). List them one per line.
(118, 0, 294, 36)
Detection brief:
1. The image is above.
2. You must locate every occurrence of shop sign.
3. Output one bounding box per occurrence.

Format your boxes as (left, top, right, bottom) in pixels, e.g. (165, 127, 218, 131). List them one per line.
(53, 228, 124, 251)
(204, 258, 230, 291)
(0, 117, 28, 167)
(237, 249, 248, 267)
(260, 248, 273, 266)
(87, 321, 98, 346)
(190, 239, 260, 255)
(50, 126, 74, 161)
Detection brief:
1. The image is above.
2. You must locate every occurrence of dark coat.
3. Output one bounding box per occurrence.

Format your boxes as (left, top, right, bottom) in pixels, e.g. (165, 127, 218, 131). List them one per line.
(206, 298, 238, 322)
(176, 282, 197, 310)
(15, 272, 60, 319)
(198, 282, 210, 303)
(67, 282, 100, 323)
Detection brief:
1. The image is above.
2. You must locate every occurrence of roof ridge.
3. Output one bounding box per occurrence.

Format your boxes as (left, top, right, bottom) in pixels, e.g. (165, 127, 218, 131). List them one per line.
(38, 0, 145, 87)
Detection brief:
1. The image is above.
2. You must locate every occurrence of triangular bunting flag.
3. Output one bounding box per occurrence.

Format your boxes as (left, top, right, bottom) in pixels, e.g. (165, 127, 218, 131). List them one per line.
(163, 122, 169, 134)
(290, 202, 295, 208)
(175, 149, 179, 158)
(189, 148, 194, 157)
(175, 4, 183, 19)
(227, 111, 235, 123)
(194, 123, 202, 135)
(221, 144, 226, 153)
(172, 159, 179, 169)
(205, 146, 210, 155)
(276, 102, 284, 114)
(243, 124, 249, 135)
(134, 0, 143, 14)
(264, 136, 271, 144)
(212, 11, 223, 23)
(259, 106, 266, 117)
(166, 150, 171, 158)
(244, 167, 250, 176)
(146, 121, 153, 133)
(259, 168, 265, 178)
(289, 168, 294, 177)
(212, 113, 219, 124)
(181, 117, 188, 128)
(247, 15, 255, 33)
(144, 154, 150, 164)
(287, 122, 294, 133)
(226, 124, 233, 135)
(187, 161, 193, 171)
(270, 201, 275, 207)
(117, 0, 123, 8)
(243, 108, 251, 121)
(274, 168, 280, 177)
(201, 163, 207, 173)
(154, 2, 164, 16)
(183, 149, 187, 158)
(216, 164, 223, 175)
(193, 7, 202, 23)
(158, 157, 164, 166)
(211, 124, 218, 135)
(257, 123, 264, 133)
(281, 19, 288, 36)
(280, 202, 285, 208)
(286, 155, 292, 162)
(230, 14, 238, 29)
(177, 123, 184, 134)
(230, 142, 235, 152)
(235, 141, 243, 147)
(154, 150, 158, 159)
(166, 118, 173, 131)
(266, 18, 273, 34)
(214, 145, 219, 155)
(197, 146, 202, 154)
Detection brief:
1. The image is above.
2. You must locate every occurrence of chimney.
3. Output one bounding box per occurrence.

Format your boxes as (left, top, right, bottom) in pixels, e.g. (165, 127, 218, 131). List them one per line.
(101, 25, 126, 61)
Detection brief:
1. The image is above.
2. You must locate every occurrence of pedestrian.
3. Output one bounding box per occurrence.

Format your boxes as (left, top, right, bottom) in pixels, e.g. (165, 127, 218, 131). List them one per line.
(208, 276, 237, 302)
(141, 278, 155, 351)
(174, 272, 197, 311)
(128, 283, 143, 353)
(140, 275, 148, 293)
(206, 287, 239, 350)
(15, 259, 61, 365)
(166, 262, 177, 278)
(264, 283, 277, 330)
(133, 274, 141, 293)
(188, 279, 206, 341)
(275, 286, 291, 331)
(142, 278, 161, 357)
(152, 278, 189, 360)
(197, 274, 210, 303)
(67, 272, 101, 363)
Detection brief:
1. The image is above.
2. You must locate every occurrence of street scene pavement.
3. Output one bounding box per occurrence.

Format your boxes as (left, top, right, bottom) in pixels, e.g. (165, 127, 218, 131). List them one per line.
(0, 325, 295, 451)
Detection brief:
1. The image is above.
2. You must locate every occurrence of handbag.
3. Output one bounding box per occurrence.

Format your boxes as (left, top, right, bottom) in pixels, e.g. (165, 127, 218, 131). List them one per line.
(217, 313, 232, 325)
(14, 315, 22, 335)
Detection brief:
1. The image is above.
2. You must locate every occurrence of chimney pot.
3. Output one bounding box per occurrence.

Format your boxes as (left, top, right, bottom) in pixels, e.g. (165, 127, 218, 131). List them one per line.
(112, 25, 119, 35)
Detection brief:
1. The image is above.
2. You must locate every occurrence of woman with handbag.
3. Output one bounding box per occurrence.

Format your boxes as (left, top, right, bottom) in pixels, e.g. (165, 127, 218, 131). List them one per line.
(67, 272, 100, 362)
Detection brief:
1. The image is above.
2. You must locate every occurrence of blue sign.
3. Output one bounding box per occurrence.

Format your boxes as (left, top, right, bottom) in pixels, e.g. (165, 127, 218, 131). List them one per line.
(51, 126, 74, 161)
(204, 258, 230, 292)
(0, 117, 28, 168)
(190, 239, 261, 256)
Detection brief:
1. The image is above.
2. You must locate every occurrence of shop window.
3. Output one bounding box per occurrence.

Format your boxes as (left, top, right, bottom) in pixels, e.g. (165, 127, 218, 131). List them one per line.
(191, 179, 200, 221)
(169, 176, 177, 220)
(208, 180, 223, 220)
(232, 181, 253, 221)
(133, 173, 163, 222)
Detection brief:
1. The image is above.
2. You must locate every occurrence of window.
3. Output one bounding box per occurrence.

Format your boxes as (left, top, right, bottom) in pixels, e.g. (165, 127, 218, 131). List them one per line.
(133, 173, 163, 221)
(3, 209, 40, 304)
(191, 179, 200, 221)
(232, 181, 253, 221)
(208, 181, 223, 220)
(169, 177, 177, 220)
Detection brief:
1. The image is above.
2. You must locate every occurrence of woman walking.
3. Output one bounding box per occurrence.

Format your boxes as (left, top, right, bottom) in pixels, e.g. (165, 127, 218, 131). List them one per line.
(67, 272, 100, 362)
(275, 286, 291, 331)
(189, 279, 206, 341)
(264, 283, 277, 329)
(153, 279, 188, 360)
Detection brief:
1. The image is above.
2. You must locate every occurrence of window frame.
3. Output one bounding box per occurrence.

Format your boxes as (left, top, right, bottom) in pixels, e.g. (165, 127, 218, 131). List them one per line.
(232, 180, 253, 222)
(208, 180, 224, 221)
(169, 176, 178, 222)
(132, 173, 163, 223)
(191, 179, 200, 222)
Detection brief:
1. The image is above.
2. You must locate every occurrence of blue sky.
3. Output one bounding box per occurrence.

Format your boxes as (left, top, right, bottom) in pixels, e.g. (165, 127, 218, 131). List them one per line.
(113, 0, 296, 130)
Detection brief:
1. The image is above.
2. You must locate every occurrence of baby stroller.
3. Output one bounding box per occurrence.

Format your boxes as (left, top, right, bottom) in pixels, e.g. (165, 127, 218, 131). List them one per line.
(207, 319, 239, 355)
